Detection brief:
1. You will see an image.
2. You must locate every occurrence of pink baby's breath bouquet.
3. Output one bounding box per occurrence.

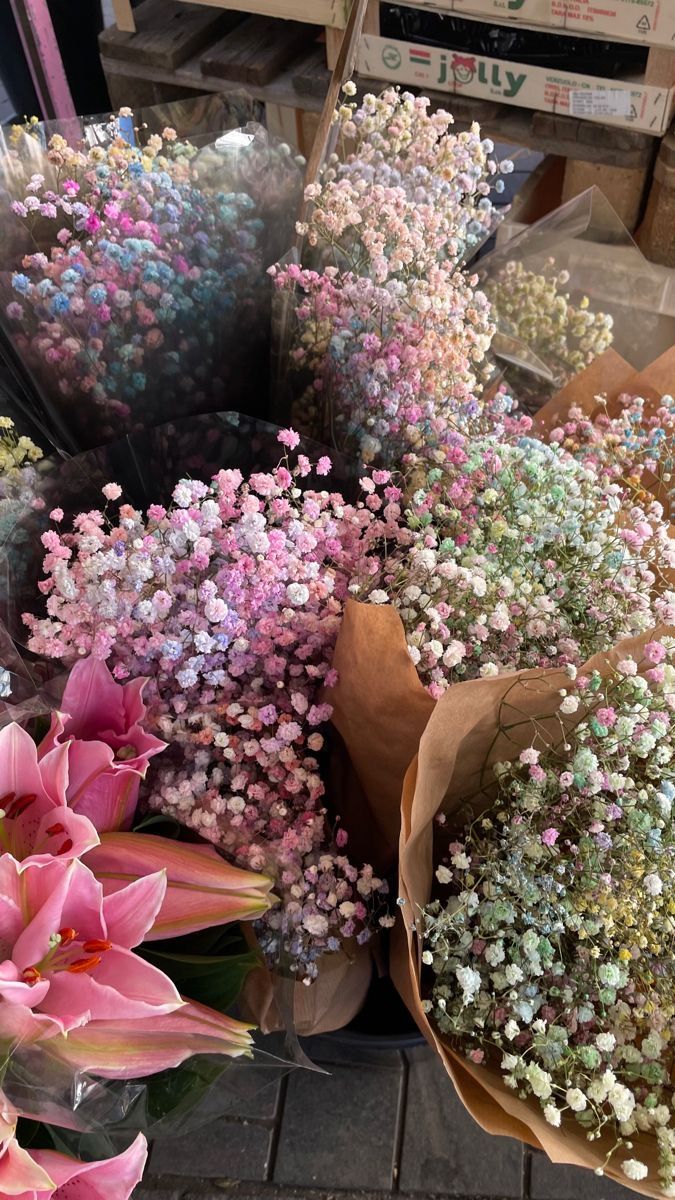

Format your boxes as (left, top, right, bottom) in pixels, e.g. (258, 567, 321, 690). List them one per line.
(22, 418, 397, 1033)
(270, 85, 510, 464)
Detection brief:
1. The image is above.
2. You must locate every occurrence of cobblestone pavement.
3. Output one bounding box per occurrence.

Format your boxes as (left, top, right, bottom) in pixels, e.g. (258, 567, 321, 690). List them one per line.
(139, 1036, 634, 1200)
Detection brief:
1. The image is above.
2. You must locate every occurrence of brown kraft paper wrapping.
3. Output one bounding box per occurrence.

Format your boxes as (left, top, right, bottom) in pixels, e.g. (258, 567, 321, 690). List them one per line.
(534, 348, 675, 519)
(535, 346, 675, 434)
(240, 931, 373, 1037)
(242, 599, 429, 1035)
(328, 598, 434, 875)
(609, 346, 675, 413)
(393, 628, 673, 1198)
(533, 348, 635, 434)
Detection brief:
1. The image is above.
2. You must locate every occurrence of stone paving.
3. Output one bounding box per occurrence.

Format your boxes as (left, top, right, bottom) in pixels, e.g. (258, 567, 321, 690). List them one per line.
(138, 1035, 636, 1200)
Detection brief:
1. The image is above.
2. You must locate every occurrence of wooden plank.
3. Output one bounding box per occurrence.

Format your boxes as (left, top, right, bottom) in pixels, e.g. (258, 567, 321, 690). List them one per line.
(112, 0, 136, 33)
(177, 0, 349, 28)
(101, 44, 328, 112)
(326, 0, 378, 72)
(636, 130, 675, 267)
(304, 0, 370, 188)
(645, 46, 675, 88)
(9, 0, 76, 119)
(293, 47, 331, 98)
(561, 158, 649, 233)
(201, 16, 314, 86)
(266, 101, 303, 149)
(99, 0, 235, 69)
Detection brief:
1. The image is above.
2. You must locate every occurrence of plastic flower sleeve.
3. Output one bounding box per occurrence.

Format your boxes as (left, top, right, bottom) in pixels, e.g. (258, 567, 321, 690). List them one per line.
(476, 185, 672, 414)
(1, 1019, 298, 1159)
(0, 95, 303, 453)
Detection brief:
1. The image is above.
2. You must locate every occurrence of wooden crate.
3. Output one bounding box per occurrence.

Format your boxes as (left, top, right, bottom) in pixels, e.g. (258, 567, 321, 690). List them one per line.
(637, 130, 675, 267)
(110, 0, 675, 89)
(101, 0, 664, 240)
(356, 4, 675, 133)
(112, 0, 349, 33)
(386, 0, 675, 51)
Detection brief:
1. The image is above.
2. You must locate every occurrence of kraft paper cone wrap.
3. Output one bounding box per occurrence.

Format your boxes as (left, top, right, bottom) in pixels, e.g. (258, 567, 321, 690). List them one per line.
(328, 599, 434, 874)
(535, 348, 675, 519)
(535, 346, 675, 436)
(394, 627, 673, 1197)
(242, 599, 426, 1036)
(610, 347, 675, 413)
(533, 348, 635, 434)
(240, 930, 373, 1036)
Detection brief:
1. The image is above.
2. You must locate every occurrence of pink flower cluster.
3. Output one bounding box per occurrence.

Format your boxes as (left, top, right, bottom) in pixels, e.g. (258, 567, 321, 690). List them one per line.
(25, 433, 389, 977)
(270, 261, 493, 464)
(548, 393, 675, 516)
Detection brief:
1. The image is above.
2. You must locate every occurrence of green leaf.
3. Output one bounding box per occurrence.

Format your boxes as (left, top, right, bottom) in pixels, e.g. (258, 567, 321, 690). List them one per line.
(131, 812, 183, 837)
(135, 1055, 235, 1132)
(138, 946, 259, 1013)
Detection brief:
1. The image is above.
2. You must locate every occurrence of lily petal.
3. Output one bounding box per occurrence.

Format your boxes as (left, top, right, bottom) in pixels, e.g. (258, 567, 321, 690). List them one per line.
(102, 870, 167, 948)
(45, 998, 253, 1078)
(0, 724, 62, 805)
(44, 946, 182, 1023)
(34, 1132, 147, 1199)
(0, 1136, 55, 1196)
(86, 833, 274, 939)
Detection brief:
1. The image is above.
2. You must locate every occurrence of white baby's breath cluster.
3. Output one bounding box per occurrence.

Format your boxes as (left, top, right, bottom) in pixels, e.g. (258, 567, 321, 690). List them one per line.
(423, 644, 675, 1191)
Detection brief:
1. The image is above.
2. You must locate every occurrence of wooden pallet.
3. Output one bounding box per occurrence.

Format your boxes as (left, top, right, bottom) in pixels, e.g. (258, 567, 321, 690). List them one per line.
(99, 0, 664, 232)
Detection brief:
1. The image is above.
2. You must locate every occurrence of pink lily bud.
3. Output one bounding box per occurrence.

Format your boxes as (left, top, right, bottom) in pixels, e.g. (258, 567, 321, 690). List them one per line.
(85, 832, 274, 939)
(39, 657, 165, 832)
(43, 997, 253, 1079)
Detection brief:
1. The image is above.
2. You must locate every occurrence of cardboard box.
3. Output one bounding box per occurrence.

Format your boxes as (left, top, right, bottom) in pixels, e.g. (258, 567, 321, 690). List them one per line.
(357, 33, 675, 132)
(392, 0, 675, 48)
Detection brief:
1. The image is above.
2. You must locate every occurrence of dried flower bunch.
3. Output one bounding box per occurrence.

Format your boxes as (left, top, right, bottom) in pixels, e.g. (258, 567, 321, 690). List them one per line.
(352, 433, 675, 696)
(3, 110, 299, 446)
(482, 258, 614, 385)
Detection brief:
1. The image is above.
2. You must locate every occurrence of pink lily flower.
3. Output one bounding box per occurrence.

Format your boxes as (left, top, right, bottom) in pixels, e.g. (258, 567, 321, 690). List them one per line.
(85, 833, 274, 939)
(39, 657, 165, 833)
(32, 1135, 147, 1200)
(43, 997, 254, 1078)
(0, 855, 181, 1037)
(0, 1094, 55, 1197)
(0, 723, 98, 864)
(0, 1096, 147, 1200)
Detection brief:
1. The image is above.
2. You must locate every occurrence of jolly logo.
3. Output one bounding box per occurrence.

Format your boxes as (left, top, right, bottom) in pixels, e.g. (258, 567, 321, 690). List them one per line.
(403, 47, 526, 98)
